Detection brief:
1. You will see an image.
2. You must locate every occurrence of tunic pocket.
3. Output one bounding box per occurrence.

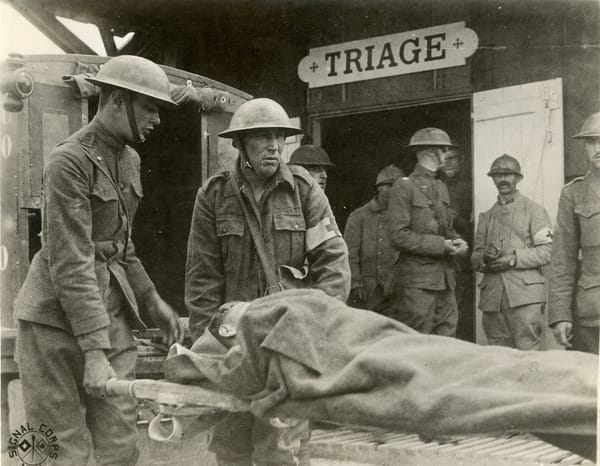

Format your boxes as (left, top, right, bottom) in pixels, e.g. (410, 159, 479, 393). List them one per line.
(411, 196, 438, 233)
(91, 176, 118, 202)
(90, 173, 120, 236)
(574, 203, 600, 247)
(273, 212, 306, 264)
(216, 216, 244, 272)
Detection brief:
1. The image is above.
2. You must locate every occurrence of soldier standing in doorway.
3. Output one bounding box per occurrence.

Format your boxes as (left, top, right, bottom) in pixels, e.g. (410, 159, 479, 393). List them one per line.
(14, 55, 184, 466)
(549, 112, 600, 354)
(384, 128, 469, 336)
(438, 146, 475, 341)
(344, 164, 404, 310)
(288, 144, 335, 191)
(185, 98, 350, 466)
(471, 154, 553, 350)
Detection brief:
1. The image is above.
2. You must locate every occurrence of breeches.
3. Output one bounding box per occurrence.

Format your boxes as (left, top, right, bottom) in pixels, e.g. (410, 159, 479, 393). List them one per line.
(481, 291, 544, 350)
(379, 286, 458, 337)
(16, 285, 139, 466)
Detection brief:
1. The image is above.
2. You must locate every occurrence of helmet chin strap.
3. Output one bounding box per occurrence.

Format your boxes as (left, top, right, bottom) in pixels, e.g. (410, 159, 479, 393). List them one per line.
(235, 136, 254, 169)
(123, 91, 143, 143)
(242, 155, 253, 169)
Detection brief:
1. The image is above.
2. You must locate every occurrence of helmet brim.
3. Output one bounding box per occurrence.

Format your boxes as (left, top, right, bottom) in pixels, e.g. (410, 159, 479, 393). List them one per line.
(219, 125, 303, 139)
(487, 170, 523, 177)
(406, 142, 460, 149)
(290, 161, 335, 167)
(572, 131, 600, 139)
(85, 76, 178, 108)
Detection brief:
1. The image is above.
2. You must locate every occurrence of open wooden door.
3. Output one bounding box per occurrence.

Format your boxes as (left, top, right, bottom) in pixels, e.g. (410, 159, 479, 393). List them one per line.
(472, 78, 564, 348)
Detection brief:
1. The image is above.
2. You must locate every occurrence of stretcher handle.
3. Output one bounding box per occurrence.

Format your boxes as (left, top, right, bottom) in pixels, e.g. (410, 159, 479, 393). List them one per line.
(106, 378, 136, 398)
(148, 413, 184, 442)
(106, 378, 184, 442)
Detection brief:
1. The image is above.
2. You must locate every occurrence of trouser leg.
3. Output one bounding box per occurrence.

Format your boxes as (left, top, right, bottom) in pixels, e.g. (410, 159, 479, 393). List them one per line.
(572, 325, 599, 355)
(505, 303, 544, 351)
(383, 286, 436, 333)
(482, 289, 515, 347)
(482, 311, 514, 347)
(17, 320, 92, 466)
(209, 412, 254, 466)
(365, 285, 386, 312)
(432, 288, 458, 337)
(388, 286, 458, 336)
(17, 283, 139, 466)
(87, 283, 139, 466)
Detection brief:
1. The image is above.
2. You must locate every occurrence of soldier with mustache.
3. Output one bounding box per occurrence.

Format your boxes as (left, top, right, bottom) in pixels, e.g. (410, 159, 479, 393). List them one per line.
(471, 154, 553, 350)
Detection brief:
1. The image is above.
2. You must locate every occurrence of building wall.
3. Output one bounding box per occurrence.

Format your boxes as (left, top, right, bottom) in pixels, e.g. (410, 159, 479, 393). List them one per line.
(302, 0, 598, 176)
(178, 0, 599, 177)
(469, 0, 599, 177)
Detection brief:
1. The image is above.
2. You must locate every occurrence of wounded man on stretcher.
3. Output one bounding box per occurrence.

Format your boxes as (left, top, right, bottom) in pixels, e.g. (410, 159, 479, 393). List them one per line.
(112, 289, 598, 459)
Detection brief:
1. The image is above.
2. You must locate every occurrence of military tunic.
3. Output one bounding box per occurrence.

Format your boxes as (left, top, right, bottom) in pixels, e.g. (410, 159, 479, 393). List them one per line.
(185, 159, 350, 466)
(344, 198, 399, 310)
(185, 160, 350, 339)
(384, 164, 460, 336)
(471, 191, 552, 350)
(548, 171, 600, 354)
(14, 118, 153, 465)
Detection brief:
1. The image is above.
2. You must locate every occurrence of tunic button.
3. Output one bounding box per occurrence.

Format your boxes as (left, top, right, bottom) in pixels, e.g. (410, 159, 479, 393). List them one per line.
(120, 183, 125, 190)
(428, 200, 433, 206)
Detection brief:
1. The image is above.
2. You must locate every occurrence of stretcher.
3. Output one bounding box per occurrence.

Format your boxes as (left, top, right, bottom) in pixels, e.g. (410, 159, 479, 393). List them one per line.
(106, 378, 594, 465)
(123, 293, 596, 460)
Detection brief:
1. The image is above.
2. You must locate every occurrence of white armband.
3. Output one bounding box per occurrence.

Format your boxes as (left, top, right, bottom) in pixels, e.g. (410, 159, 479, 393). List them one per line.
(305, 216, 340, 252)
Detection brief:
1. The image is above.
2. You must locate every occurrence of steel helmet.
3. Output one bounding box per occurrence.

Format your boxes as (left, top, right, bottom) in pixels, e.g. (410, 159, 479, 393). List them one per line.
(407, 128, 456, 148)
(85, 55, 176, 107)
(573, 112, 600, 139)
(289, 145, 334, 167)
(219, 98, 302, 138)
(487, 154, 523, 177)
(376, 164, 404, 186)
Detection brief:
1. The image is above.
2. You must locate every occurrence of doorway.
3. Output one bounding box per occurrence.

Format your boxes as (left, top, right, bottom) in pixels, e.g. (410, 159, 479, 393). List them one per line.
(319, 98, 475, 341)
(320, 99, 472, 230)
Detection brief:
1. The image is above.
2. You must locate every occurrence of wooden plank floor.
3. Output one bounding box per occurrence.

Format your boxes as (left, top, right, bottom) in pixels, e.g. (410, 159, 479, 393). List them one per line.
(309, 426, 593, 466)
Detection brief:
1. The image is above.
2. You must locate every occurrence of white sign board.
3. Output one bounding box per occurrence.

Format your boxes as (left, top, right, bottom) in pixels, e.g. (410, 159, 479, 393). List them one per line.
(298, 22, 478, 89)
